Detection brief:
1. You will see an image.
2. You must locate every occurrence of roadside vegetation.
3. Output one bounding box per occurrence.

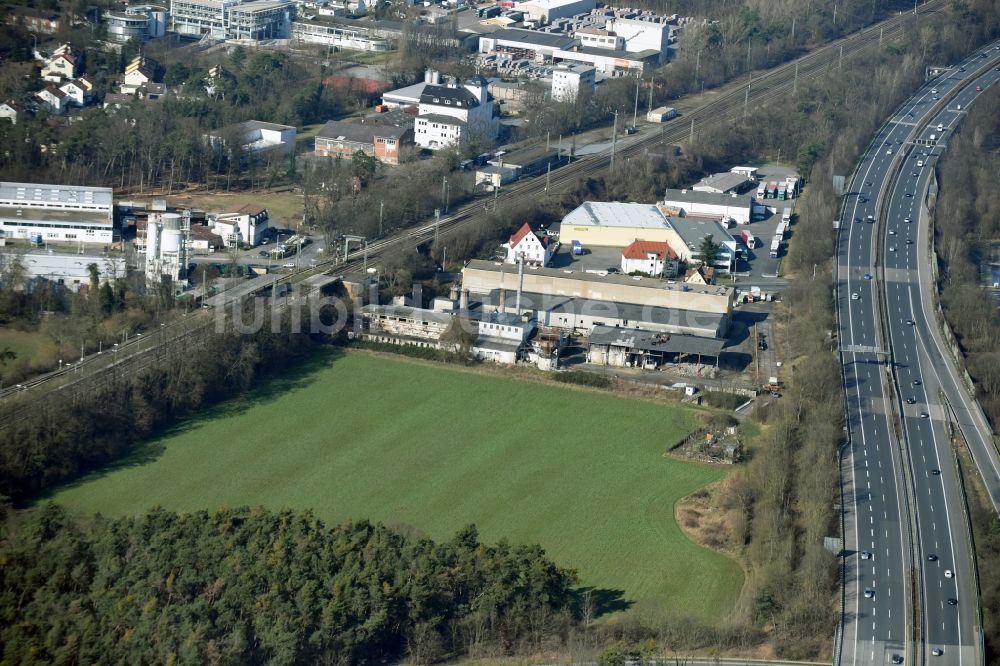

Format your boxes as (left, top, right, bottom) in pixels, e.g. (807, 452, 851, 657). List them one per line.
(933, 87, 1000, 426)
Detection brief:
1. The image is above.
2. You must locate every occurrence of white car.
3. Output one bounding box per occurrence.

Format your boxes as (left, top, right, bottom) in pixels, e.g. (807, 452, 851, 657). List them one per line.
(852, 293, 860, 301)
(932, 649, 943, 657)
(864, 587, 875, 599)
(283, 262, 296, 268)
(945, 569, 954, 579)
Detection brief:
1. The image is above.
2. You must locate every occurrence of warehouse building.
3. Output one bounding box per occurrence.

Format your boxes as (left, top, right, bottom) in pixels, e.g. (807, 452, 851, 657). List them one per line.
(561, 201, 673, 248)
(586, 324, 726, 369)
(9, 251, 126, 290)
(661, 188, 762, 225)
(692, 172, 752, 195)
(358, 303, 456, 349)
(660, 216, 738, 272)
(0, 182, 116, 244)
(478, 28, 576, 61)
(519, 0, 595, 23)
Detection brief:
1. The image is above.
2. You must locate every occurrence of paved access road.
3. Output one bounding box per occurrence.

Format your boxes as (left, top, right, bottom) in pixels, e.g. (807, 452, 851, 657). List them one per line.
(837, 42, 1000, 666)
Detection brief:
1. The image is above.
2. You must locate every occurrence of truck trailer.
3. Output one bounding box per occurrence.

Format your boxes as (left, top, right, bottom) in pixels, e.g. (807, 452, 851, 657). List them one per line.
(769, 237, 780, 258)
(740, 229, 755, 248)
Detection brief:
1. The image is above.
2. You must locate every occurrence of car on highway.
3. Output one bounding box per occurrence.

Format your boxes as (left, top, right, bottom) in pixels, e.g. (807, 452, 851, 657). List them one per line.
(913, 379, 922, 386)
(889, 246, 897, 252)
(976, 85, 982, 92)
(948, 597, 958, 605)
(282, 262, 296, 268)
(860, 551, 873, 560)
(889, 229, 897, 235)
(864, 587, 875, 599)
(851, 292, 860, 300)
(932, 469, 941, 476)
(906, 397, 916, 404)
(904, 192, 912, 198)
(891, 655, 904, 664)
(863, 273, 873, 281)
(911, 171, 918, 177)
(927, 553, 938, 561)
(931, 88, 938, 94)
(945, 569, 954, 578)
(885, 148, 892, 155)
(867, 215, 875, 222)
(920, 411, 929, 418)
(904, 217, 912, 223)
(905, 319, 915, 325)
(932, 649, 944, 657)
(906, 239, 914, 245)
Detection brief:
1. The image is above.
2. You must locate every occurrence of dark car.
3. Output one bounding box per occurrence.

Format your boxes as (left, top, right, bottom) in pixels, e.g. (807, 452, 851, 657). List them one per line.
(948, 598, 958, 605)
(913, 379, 922, 386)
(927, 553, 938, 561)
(931, 469, 941, 476)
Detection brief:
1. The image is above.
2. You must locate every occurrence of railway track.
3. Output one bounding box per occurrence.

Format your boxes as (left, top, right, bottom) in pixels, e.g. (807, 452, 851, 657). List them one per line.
(0, 0, 943, 417)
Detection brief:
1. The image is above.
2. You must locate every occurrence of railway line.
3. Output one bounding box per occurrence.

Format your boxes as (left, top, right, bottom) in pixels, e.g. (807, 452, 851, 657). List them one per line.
(0, 0, 945, 414)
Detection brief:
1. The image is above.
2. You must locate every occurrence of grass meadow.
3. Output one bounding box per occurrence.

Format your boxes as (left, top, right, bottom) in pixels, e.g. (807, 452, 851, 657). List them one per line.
(48, 351, 744, 620)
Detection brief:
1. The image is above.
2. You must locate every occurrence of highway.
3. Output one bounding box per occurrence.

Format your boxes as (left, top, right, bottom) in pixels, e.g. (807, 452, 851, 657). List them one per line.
(837, 42, 1000, 666)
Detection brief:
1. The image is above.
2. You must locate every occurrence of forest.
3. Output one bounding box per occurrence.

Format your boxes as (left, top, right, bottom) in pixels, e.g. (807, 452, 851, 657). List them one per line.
(0, 504, 577, 664)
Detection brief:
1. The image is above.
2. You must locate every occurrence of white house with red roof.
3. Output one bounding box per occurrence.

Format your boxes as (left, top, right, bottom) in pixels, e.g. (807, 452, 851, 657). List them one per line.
(621, 239, 678, 277)
(40, 48, 81, 83)
(504, 222, 555, 266)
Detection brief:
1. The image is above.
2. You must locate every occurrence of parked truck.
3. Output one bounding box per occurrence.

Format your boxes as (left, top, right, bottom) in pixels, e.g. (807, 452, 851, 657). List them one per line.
(740, 229, 755, 248)
(769, 237, 780, 258)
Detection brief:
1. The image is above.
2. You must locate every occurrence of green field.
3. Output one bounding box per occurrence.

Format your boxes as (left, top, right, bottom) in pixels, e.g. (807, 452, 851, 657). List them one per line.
(0, 328, 57, 380)
(48, 352, 743, 619)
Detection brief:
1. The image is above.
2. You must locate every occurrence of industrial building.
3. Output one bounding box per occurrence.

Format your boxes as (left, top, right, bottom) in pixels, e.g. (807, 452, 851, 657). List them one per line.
(692, 172, 752, 195)
(550, 64, 595, 102)
(212, 204, 269, 246)
(144, 211, 190, 288)
(314, 120, 413, 165)
(478, 28, 576, 62)
(205, 120, 297, 156)
(519, 0, 595, 23)
(472, 311, 535, 364)
(8, 251, 126, 291)
(0, 182, 116, 244)
(358, 303, 456, 349)
(586, 325, 726, 369)
(291, 16, 392, 51)
(661, 188, 762, 225)
(170, 0, 292, 39)
(660, 216, 738, 272)
(561, 201, 673, 248)
(462, 258, 733, 328)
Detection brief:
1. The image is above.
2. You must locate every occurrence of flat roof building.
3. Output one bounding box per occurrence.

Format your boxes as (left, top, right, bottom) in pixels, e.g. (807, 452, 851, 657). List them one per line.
(478, 28, 576, 61)
(561, 201, 673, 247)
(587, 324, 726, 368)
(519, 0, 595, 23)
(662, 216, 737, 271)
(661, 188, 761, 225)
(170, 0, 292, 39)
(0, 182, 116, 244)
(692, 172, 751, 194)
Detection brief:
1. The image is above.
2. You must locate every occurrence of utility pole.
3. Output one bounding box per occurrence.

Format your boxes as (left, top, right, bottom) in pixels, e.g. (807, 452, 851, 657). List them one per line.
(434, 208, 441, 247)
(793, 61, 799, 94)
(744, 80, 750, 119)
(879, 26, 884, 46)
(746, 37, 752, 73)
(610, 110, 618, 171)
(546, 131, 550, 151)
(545, 162, 551, 191)
(378, 200, 384, 237)
(689, 117, 695, 144)
(839, 44, 844, 70)
(695, 50, 700, 84)
(833, 4, 838, 25)
(441, 176, 447, 212)
(647, 76, 654, 115)
(557, 134, 562, 158)
(791, 15, 796, 42)
(632, 78, 640, 129)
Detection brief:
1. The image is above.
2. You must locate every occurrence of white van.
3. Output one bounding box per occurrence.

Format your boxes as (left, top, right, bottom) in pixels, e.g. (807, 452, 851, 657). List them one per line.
(917, 160, 924, 167)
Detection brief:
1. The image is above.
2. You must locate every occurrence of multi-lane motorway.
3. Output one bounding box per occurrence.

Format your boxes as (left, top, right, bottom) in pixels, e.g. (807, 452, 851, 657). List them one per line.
(838, 42, 1000, 666)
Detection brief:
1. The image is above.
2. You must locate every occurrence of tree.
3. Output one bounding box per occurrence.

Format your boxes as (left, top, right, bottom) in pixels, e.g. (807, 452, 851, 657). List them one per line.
(700, 235, 721, 266)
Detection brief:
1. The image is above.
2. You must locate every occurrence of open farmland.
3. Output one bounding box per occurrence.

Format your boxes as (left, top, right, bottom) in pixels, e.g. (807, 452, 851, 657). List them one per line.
(48, 352, 743, 619)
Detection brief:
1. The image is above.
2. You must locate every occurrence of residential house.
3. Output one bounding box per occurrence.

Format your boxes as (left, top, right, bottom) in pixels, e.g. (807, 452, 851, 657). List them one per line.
(103, 92, 134, 109)
(40, 49, 81, 83)
(621, 239, 678, 277)
(314, 120, 414, 165)
(504, 222, 555, 266)
(204, 64, 236, 97)
(0, 101, 20, 124)
(58, 77, 94, 106)
(684, 265, 715, 285)
(213, 204, 269, 246)
(137, 82, 167, 101)
(413, 75, 498, 150)
(35, 86, 67, 114)
(205, 120, 297, 156)
(120, 55, 161, 94)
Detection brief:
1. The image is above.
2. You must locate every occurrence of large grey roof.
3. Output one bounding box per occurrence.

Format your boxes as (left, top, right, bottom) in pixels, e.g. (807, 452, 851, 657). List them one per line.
(662, 188, 754, 208)
(588, 324, 725, 356)
(420, 84, 480, 108)
(666, 216, 736, 250)
(316, 120, 410, 143)
(487, 28, 576, 48)
(0, 181, 113, 208)
(361, 303, 454, 327)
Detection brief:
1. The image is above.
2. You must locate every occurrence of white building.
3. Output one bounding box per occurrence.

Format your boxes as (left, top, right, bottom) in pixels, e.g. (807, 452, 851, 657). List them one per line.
(0, 102, 20, 124)
(145, 212, 189, 288)
(478, 28, 577, 61)
(212, 204, 269, 246)
(170, 0, 292, 39)
(661, 189, 760, 225)
(504, 222, 554, 266)
(605, 17, 670, 63)
(519, 0, 595, 23)
(662, 216, 738, 272)
(40, 50, 80, 82)
(58, 78, 93, 106)
(0, 182, 116, 244)
(620, 239, 677, 277)
(206, 120, 297, 156)
(34, 87, 67, 114)
(414, 76, 498, 150)
(291, 16, 391, 50)
(105, 5, 167, 43)
(692, 172, 750, 195)
(472, 311, 535, 364)
(121, 56, 160, 95)
(550, 64, 595, 103)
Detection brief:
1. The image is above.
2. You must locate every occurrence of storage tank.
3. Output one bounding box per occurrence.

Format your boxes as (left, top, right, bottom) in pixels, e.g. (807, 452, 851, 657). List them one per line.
(160, 213, 181, 253)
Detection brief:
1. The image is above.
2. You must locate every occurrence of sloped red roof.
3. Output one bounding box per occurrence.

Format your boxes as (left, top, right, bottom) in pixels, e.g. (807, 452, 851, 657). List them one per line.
(322, 75, 386, 95)
(508, 222, 534, 247)
(622, 240, 674, 261)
